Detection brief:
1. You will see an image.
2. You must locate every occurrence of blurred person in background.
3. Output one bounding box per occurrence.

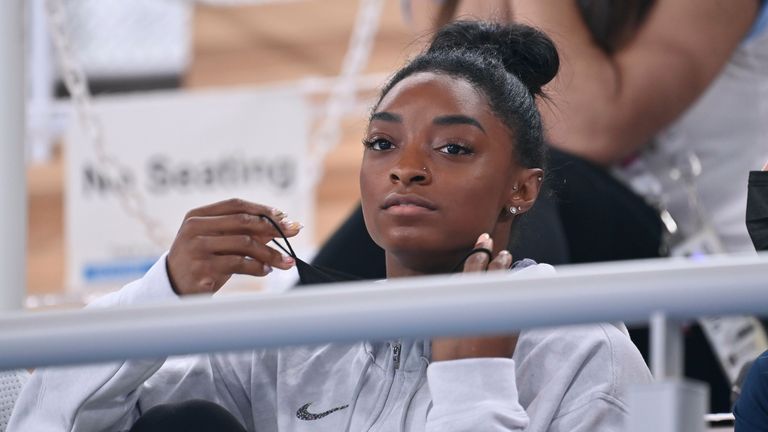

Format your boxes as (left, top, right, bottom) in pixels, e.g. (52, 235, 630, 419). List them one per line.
(507, 0, 768, 257)
(313, 0, 768, 412)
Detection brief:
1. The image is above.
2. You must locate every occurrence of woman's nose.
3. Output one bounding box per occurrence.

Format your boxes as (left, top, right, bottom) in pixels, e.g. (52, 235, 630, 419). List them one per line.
(389, 151, 431, 185)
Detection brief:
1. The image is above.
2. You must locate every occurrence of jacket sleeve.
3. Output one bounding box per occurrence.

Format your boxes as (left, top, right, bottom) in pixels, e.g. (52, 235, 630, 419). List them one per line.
(426, 358, 530, 432)
(7, 255, 257, 432)
(544, 396, 630, 432)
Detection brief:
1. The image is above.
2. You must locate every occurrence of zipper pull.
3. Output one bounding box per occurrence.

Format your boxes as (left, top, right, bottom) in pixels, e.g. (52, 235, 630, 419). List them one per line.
(392, 342, 402, 370)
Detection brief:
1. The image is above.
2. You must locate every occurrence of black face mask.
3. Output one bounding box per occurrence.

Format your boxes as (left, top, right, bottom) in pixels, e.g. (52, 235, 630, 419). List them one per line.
(260, 215, 362, 286)
(746, 171, 768, 252)
(260, 215, 494, 286)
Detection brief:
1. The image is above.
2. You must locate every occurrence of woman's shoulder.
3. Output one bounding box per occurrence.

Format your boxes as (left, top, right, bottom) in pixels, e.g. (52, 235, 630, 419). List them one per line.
(514, 323, 651, 415)
(517, 323, 650, 381)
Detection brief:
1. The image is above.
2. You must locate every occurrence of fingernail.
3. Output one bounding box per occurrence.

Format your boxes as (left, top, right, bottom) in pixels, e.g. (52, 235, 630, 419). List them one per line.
(282, 256, 295, 266)
(476, 233, 490, 246)
(499, 250, 512, 266)
(263, 264, 273, 274)
(281, 220, 303, 231)
(270, 208, 287, 221)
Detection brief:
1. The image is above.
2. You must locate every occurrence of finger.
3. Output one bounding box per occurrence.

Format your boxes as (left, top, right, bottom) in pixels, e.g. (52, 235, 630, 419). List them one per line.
(183, 254, 277, 294)
(193, 235, 295, 270)
(180, 213, 302, 240)
(488, 250, 513, 271)
(185, 198, 286, 220)
(463, 233, 493, 273)
(207, 254, 279, 278)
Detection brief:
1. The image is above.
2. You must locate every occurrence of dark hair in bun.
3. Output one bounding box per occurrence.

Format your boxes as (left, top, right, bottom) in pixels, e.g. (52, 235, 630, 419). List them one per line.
(374, 21, 559, 169)
(427, 21, 559, 97)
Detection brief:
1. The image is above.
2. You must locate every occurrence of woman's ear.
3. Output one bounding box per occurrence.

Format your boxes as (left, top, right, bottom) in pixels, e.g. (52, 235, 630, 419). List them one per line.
(507, 168, 544, 215)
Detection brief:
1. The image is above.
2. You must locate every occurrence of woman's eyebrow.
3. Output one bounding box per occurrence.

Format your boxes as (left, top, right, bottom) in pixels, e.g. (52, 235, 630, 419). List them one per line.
(370, 111, 402, 122)
(433, 115, 486, 133)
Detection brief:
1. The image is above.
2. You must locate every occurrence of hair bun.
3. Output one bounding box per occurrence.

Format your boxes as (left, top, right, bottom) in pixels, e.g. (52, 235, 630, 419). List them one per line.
(427, 21, 559, 96)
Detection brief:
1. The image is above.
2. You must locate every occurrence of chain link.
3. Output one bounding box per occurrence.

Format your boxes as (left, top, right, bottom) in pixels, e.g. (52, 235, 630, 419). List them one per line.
(307, 0, 384, 186)
(45, 0, 171, 248)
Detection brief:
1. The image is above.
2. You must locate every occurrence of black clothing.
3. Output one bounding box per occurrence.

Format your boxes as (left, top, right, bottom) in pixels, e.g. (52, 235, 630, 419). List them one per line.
(130, 400, 247, 432)
(747, 171, 768, 251)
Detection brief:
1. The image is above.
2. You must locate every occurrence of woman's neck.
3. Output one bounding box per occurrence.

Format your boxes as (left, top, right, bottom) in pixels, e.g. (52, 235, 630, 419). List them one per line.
(384, 249, 469, 278)
(384, 227, 512, 278)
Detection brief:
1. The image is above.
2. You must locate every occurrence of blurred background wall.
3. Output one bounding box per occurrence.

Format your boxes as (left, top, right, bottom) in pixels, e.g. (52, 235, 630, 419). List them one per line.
(26, 0, 431, 298)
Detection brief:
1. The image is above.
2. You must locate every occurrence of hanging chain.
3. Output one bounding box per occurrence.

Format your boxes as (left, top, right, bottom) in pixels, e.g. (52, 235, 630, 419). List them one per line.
(45, 0, 176, 249)
(307, 0, 384, 186)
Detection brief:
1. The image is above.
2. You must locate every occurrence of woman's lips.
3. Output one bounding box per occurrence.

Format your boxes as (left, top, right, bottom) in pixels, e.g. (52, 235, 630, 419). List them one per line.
(381, 193, 437, 215)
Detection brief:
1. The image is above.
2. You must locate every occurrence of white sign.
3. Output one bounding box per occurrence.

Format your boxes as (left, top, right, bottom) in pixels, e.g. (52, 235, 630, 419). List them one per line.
(65, 86, 313, 293)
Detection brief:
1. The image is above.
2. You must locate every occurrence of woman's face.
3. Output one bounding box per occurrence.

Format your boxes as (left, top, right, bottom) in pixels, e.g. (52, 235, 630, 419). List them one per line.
(360, 72, 526, 269)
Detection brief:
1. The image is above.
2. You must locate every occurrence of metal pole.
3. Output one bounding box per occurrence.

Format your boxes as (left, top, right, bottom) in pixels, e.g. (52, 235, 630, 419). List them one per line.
(627, 311, 708, 432)
(27, 0, 54, 163)
(0, 0, 27, 311)
(650, 311, 684, 380)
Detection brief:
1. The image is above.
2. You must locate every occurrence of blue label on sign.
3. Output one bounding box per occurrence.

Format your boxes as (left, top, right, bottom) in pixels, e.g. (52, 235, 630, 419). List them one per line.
(83, 257, 158, 282)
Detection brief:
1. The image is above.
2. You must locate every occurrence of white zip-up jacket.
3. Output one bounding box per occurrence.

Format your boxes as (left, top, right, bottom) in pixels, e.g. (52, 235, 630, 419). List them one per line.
(8, 257, 651, 432)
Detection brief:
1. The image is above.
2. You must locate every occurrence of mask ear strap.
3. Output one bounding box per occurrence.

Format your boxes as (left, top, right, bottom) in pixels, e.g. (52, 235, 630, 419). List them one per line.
(451, 248, 493, 273)
(258, 214, 297, 259)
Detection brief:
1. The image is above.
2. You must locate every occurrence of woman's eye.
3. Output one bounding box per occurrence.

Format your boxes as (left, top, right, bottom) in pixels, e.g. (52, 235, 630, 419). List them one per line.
(438, 143, 472, 155)
(363, 138, 394, 151)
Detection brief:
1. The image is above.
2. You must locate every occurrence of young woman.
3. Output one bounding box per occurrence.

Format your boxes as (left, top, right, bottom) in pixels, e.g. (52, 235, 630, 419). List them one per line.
(8, 21, 651, 432)
(317, 0, 768, 412)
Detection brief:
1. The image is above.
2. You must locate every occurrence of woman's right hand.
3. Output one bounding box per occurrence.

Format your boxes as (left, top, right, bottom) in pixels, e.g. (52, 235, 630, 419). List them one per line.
(431, 233, 518, 361)
(166, 198, 301, 296)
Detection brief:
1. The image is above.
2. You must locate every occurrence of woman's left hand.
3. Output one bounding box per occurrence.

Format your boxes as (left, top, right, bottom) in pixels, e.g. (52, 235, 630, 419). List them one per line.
(431, 233, 519, 361)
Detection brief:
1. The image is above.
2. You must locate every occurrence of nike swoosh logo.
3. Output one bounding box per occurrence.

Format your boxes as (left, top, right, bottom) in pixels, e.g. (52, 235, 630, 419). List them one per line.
(296, 402, 349, 420)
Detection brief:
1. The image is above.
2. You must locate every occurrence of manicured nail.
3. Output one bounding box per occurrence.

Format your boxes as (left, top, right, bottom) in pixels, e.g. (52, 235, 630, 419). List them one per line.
(499, 250, 512, 266)
(282, 256, 295, 266)
(476, 233, 490, 246)
(270, 208, 287, 221)
(263, 264, 273, 274)
(281, 220, 303, 231)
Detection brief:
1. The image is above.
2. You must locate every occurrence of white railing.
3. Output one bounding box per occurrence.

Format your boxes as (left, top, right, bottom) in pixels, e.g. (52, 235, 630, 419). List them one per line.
(3, 254, 766, 431)
(2, 253, 767, 371)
